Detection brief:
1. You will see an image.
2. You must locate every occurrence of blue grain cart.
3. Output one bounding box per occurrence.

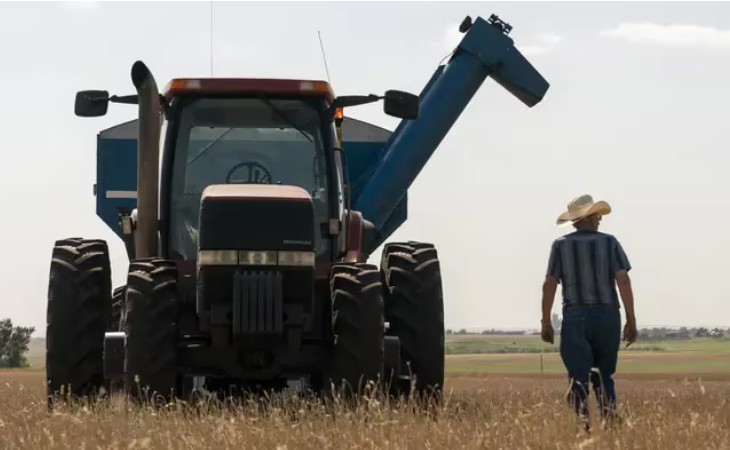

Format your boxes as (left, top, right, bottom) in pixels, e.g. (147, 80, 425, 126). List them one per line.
(46, 15, 549, 406)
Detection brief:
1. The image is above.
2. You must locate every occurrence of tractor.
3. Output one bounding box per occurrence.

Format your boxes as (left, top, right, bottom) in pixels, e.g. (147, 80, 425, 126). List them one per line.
(45, 14, 549, 406)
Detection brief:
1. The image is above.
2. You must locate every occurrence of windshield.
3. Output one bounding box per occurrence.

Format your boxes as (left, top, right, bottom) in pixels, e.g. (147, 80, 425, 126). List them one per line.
(167, 97, 331, 260)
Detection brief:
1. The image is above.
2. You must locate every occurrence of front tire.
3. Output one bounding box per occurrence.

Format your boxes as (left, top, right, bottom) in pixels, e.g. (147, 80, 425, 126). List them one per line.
(327, 263, 384, 398)
(46, 238, 111, 407)
(124, 259, 180, 404)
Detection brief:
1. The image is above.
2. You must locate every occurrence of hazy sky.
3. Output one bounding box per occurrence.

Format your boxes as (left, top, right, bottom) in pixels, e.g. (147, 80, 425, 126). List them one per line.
(2, 1, 729, 336)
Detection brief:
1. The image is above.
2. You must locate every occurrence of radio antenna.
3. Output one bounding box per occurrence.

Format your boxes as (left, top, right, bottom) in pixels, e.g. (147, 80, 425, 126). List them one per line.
(317, 30, 332, 84)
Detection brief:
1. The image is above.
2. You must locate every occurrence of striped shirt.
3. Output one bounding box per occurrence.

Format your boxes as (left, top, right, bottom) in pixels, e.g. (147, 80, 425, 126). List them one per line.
(546, 230, 631, 308)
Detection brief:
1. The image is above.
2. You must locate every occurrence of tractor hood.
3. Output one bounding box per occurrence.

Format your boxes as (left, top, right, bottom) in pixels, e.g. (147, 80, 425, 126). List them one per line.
(198, 184, 315, 252)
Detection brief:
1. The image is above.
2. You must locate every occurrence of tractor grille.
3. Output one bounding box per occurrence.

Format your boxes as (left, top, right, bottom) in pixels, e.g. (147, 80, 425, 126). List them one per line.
(232, 270, 284, 336)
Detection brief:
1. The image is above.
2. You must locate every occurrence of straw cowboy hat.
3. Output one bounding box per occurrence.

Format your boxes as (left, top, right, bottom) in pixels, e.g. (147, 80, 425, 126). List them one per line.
(556, 194, 612, 226)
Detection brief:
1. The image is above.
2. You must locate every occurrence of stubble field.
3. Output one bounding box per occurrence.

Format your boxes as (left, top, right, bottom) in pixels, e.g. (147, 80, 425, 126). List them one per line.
(1, 336, 728, 449)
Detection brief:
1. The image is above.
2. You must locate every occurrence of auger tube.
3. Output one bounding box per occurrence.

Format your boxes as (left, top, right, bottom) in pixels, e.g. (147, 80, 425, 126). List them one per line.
(354, 15, 550, 233)
(130, 61, 161, 258)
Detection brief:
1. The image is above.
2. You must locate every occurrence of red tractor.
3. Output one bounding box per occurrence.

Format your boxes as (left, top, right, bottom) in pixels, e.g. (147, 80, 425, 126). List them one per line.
(46, 15, 548, 406)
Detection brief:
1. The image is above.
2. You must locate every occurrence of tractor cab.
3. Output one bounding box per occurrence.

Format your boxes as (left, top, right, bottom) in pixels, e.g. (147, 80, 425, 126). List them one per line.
(159, 79, 343, 263)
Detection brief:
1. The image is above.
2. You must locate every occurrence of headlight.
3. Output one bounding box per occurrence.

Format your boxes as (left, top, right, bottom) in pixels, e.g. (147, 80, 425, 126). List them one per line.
(239, 250, 277, 266)
(278, 251, 315, 267)
(199, 250, 238, 266)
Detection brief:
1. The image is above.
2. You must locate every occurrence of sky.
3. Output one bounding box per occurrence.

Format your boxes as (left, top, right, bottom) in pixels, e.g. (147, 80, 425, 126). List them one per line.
(1, 1, 729, 336)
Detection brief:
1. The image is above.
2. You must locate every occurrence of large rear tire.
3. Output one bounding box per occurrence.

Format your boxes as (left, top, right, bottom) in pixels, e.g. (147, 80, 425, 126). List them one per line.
(326, 263, 384, 399)
(46, 238, 111, 407)
(124, 259, 180, 404)
(381, 241, 445, 401)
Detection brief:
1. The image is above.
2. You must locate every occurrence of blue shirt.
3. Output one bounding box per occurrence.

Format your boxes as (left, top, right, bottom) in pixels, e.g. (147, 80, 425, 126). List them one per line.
(546, 230, 631, 308)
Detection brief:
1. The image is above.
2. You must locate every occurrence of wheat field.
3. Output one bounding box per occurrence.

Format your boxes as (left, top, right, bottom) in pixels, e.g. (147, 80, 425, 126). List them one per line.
(1, 371, 728, 449)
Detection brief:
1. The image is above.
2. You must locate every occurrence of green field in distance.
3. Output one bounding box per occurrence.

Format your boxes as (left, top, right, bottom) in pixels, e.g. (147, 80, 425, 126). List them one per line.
(444, 334, 730, 376)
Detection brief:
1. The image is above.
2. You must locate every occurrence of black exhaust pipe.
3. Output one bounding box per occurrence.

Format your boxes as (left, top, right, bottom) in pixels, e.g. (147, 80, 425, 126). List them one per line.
(130, 61, 161, 258)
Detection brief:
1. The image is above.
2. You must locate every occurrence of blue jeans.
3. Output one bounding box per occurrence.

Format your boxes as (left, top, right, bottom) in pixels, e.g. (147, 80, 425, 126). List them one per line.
(560, 304, 621, 420)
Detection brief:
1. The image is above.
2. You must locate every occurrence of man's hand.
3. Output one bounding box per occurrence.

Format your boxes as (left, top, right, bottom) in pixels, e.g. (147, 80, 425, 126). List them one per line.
(616, 270, 637, 347)
(541, 320, 554, 344)
(623, 317, 638, 347)
(541, 276, 558, 344)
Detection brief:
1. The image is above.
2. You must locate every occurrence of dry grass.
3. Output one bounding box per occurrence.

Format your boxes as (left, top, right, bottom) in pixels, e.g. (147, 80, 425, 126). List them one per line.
(0, 372, 728, 449)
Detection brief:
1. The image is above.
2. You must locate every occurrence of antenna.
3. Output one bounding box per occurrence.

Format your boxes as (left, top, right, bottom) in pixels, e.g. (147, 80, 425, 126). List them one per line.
(317, 30, 332, 84)
(209, 1, 214, 76)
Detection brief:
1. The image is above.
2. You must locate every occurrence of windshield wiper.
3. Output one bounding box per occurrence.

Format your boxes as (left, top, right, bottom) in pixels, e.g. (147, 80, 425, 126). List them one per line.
(186, 127, 235, 166)
(259, 97, 314, 143)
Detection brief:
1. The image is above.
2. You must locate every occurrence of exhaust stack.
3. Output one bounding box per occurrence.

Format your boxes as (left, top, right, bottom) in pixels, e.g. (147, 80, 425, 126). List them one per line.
(130, 61, 161, 258)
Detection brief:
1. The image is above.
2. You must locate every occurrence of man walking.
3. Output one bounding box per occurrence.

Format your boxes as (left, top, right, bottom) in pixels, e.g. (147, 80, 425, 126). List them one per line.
(540, 194, 638, 426)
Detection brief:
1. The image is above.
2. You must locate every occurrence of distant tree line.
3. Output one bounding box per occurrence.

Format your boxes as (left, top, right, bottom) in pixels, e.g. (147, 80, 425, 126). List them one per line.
(447, 320, 729, 342)
(0, 318, 35, 368)
(445, 329, 526, 336)
(638, 326, 726, 342)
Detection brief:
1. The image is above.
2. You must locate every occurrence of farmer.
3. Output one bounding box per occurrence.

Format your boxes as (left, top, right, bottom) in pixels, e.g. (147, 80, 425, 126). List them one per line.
(539, 194, 638, 425)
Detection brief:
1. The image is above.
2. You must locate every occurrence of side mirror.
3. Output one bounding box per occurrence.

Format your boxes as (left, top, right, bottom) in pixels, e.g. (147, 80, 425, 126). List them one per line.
(383, 90, 419, 120)
(75, 90, 110, 117)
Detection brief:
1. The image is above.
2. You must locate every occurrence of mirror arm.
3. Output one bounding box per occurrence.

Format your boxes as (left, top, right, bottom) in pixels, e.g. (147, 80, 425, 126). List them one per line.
(108, 94, 167, 108)
(109, 94, 139, 105)
(326, 94, 384, 120)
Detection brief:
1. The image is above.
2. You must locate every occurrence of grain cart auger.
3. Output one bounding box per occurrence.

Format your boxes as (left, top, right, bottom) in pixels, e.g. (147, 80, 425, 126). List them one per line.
(45, 14, 549, 407)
